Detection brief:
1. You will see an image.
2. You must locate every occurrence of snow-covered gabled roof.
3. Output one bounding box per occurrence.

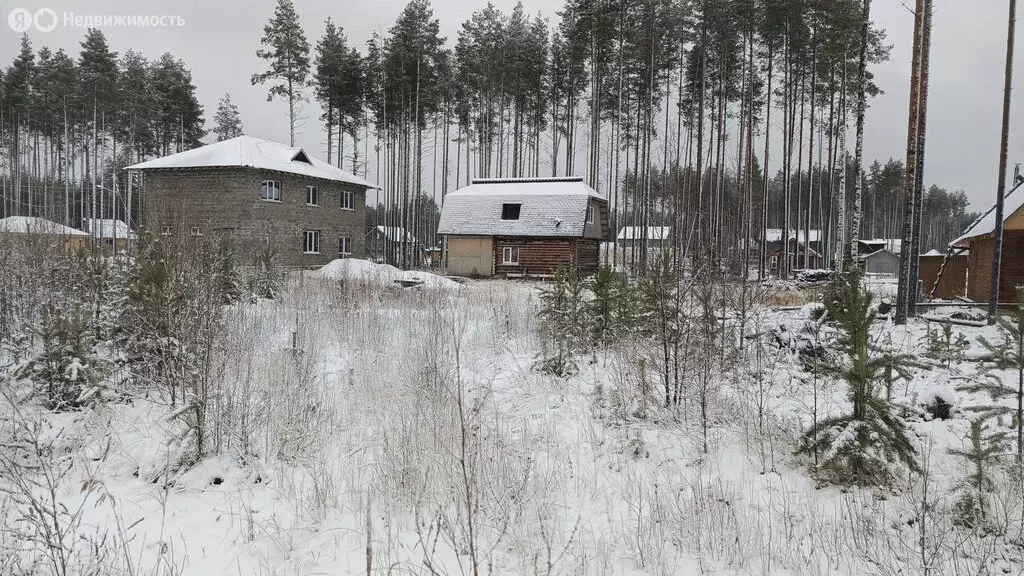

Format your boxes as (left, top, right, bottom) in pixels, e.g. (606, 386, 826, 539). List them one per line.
(437, 177, 605, 238)
(951, 186, 1024, 247)
(861, 238, 902, 254)
(375, 226, 419, 243)
(126, 136, 377, 189)
(84, 218, 136, 240)
(859, 248, 899, 261)
(617, 226, 671, 241)
(0, 216, 88, 236)
(764, 229, 821, 243)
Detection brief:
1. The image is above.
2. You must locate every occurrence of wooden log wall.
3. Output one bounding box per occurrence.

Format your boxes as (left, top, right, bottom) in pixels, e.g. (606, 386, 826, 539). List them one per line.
(492, 236, 601, 278)
(918, 254, 967, 300)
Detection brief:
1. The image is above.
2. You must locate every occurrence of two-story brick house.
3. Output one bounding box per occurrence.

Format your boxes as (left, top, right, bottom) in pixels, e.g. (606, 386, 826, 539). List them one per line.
(127, 136, 376, 267)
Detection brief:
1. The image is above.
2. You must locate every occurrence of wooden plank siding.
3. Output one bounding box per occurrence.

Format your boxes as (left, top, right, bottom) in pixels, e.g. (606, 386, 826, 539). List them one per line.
(918, 254, 968, 300)
(492, 236, 601, 278)
(965, 231, 1024, 303)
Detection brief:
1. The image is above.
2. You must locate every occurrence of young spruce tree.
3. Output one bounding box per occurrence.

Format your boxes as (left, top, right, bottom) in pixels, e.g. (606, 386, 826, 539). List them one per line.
(799, 266, 920, 486)
(967, 286, 1024, 467)
(948, 417, 1008, 529)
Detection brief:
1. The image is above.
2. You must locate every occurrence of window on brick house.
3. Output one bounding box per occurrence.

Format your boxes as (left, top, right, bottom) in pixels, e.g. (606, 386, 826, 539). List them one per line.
(501, 203, 521, 220)
(306, 185, 319, 206)
(339, 236, 352, 256)
(260, 180, 281, 201)
(501, 246, 519, 265)
(341, 189, 354, 210)
(303, 230, 321, 254)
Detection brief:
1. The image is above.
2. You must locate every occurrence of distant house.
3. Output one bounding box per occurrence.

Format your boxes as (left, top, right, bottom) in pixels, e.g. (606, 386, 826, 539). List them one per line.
(860, 249, 900, 275)
(84, 218, 136, 250)
(617, 226, 671, 249)
(127, 135, 377, 267)
(767, 238, 822, 272)
(437, 177, 608, 278)
(764, 229, 822, 250)
(0, 216, 88, 252)
(367, 225, 424, 267)
(858, 238, 902, 256)
(951, 186, 1024, 303)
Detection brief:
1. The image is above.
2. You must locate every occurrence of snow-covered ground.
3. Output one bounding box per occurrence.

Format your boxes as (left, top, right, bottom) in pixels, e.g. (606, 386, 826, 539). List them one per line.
(1, 263, 1022, 575)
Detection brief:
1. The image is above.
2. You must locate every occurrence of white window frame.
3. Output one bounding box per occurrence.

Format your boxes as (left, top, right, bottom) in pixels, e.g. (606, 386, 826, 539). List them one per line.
(306, 185, 319, 206)
(260, 180, 281, 202)
(339, 236, 352, 256)
(341, 189, 354, 210)
(190, 226, 202, 237)
(586, 205, 595, 224)
(160, 225, 171, 236)
(501, 246, 520, 265)
(303, 230, 321, 254)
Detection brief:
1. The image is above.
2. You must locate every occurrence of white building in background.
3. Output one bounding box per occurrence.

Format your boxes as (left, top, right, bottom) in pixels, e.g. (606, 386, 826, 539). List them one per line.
(616, 226, 671, 249)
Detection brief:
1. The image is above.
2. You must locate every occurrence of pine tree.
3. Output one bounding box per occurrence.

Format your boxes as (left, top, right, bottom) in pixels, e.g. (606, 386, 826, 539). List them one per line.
(799, 267, 920, 486)
(213, 93, 244, 141)
(3, 34, 35, 115)
(948, 418, 1008, 528)
(77, 28, 120, 121)
(11, 304, 108, 410)
(921, 322, 968, 370)
(151, 53, 206, 153)
(252, 0, 311, 146)
(116, 50, 157, 160)
(535, 266, 587, 377)
(315, 19, 345, 163)
(966, 286, 1024, 466)
(588, 266, 634, 346)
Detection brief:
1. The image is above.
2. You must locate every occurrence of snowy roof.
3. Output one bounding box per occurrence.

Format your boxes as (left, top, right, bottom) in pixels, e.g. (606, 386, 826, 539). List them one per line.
(764, 229, 821, 243)
(922, 249, 945, 257)
(951, 185, 1024, 247)
(862, 238, 902, 254)
(0, 216, 88, 236)
(859, 248, 899, 261)
(126, 135, 377, 189)
(375, 226, 418, 243)
(437, 177, 605, 238)
(84, 218, 136, 240)
(617, 226, 671, 241)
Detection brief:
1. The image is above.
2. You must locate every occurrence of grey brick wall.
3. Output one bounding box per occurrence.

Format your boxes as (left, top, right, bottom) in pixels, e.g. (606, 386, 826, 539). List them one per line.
(140, 167, 367, 268)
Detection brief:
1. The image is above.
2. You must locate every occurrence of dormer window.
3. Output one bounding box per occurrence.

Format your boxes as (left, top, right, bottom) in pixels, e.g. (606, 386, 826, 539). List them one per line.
(586, 205, 595, 224)
(501, 203, 521, 220)
(291, 149, 313, 165)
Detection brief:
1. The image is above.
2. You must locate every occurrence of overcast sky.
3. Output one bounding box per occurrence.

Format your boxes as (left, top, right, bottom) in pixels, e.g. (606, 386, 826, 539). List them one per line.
(1, 0, 1021, 210)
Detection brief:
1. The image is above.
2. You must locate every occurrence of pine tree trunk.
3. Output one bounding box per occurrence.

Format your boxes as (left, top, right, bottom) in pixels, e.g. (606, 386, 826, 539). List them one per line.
(990, 0, 1017, 321)
(908, 0, 933, 318)
(850, 0, 871, 263)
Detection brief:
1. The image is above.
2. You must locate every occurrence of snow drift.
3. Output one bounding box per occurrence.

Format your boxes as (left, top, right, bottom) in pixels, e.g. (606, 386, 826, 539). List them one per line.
(315, 258, 462, 292)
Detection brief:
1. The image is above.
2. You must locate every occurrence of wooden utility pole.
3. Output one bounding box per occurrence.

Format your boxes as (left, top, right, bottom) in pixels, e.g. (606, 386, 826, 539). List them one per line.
(895, 0, 926, 325)
(907, 0, 933, 318)
(990, 0, 1017, 324)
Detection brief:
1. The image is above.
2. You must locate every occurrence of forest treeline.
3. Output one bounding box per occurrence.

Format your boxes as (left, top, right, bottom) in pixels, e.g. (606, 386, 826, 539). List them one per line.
(0, 0, 978, 274)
